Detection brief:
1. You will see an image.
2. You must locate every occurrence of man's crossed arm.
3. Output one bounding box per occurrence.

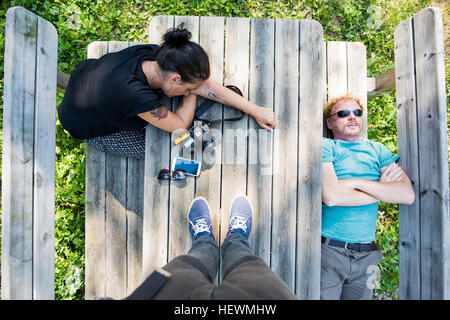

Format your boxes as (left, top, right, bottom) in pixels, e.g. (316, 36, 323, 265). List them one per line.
(322, 162, 415, 207)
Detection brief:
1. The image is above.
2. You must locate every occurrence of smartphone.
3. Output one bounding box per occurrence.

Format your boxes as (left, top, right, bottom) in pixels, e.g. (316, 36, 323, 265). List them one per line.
(172, 157, 202, 177)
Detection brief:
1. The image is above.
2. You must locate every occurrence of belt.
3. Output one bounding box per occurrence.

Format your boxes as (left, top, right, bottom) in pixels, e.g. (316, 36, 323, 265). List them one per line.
(321, 236, 377, 252)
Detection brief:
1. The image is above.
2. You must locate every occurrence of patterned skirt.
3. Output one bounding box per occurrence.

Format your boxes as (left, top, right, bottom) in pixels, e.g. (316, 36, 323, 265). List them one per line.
(85, 128, 146, 160)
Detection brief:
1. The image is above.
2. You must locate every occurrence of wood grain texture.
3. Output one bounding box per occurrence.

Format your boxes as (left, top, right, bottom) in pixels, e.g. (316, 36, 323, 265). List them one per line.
(248, 18, 275, 266)
(2, 6, 56, 300)
(413, 7, 448, 300)
(32, 14, 57, 300)
(296, 19, 323, 299)
(394, 17, 421, 300)
(196, 16, 225, 248)
(271, 18, 299, 291)
(220, 17, 250, 245)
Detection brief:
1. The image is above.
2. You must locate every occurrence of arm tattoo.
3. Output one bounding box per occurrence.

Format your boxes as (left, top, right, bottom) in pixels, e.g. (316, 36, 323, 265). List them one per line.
(151, 106, 169, 120)
(208, 91, 219, 101)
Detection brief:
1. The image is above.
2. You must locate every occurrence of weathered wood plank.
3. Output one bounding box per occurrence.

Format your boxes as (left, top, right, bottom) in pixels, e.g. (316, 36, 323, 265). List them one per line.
(322, 41, 328, 137)
(104, 152, 128, 299)
(413, 7, 448, 300)
(347, 42, 368, 139)
(220, 17, 250, 245)
(102, 41, 129, 299)
(104, 154, 127, 299)
(370, 68, 396, 94)
(142, 15, 174, 278)
(85, 41, 108, 300)
(324, 41, 347, 138)
(32, 15, 57, 300)
(2, 6, 38, 300)
(271, 18, 299, 291)
(126, 157, 145, 294)
(394, 17, 421, 300)
(296, 19, 323, 299)
(326, 42, 347, 99)
(57, 69, 70, 90)
(196, 16, 225, 248)
(168, 16, 200, 260)
(125, 41, 147, 294)
(247, 18, 275, 265)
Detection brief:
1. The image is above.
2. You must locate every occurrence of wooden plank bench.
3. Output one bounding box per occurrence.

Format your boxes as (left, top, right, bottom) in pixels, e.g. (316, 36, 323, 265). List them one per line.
(395, 7, 448, 300)
(85, 16, 368, 300)
(2, 6, 57, 299)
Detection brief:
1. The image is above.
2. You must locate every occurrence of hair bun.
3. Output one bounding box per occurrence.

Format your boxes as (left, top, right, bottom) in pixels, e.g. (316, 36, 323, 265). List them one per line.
(163, 23, 191, 47)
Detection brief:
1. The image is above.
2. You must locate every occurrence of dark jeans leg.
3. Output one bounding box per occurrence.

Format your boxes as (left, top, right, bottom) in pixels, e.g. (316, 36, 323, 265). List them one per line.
(213, 233, 297, 300)
(152, 236, 219, 300)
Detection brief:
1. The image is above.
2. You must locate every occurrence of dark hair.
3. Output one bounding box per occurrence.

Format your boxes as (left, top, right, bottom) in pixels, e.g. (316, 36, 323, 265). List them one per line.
(154, 24, 210, 83)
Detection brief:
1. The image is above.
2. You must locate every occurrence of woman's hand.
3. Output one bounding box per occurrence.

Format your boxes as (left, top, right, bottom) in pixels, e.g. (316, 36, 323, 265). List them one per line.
(192, 79, 277, 131)
(251, 106, 277, 131)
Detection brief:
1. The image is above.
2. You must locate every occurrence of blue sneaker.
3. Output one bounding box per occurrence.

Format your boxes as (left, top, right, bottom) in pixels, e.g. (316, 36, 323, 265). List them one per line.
(227, 195, 253, 239)
(187, 197, 214, 241)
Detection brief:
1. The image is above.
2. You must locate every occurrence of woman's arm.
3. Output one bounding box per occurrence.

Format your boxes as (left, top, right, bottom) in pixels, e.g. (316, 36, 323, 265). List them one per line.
(137, 93, 197, 132)
(191, 79, 277, 131)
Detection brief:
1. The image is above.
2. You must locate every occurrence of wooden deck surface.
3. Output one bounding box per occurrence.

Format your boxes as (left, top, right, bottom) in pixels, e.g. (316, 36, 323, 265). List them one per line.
(85, 16, 367, 300)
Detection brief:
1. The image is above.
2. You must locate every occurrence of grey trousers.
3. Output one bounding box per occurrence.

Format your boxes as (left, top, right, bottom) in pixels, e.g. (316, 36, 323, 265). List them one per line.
(152, 233, 297, 300)
(320, 242, 383, 300)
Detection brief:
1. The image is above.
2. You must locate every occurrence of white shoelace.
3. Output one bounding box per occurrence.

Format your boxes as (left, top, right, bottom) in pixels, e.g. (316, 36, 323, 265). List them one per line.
(190, 218, 210, 236)
(229, 215, 248, 232)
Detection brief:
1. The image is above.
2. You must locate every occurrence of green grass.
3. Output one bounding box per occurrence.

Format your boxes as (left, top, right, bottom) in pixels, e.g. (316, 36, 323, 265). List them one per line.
(1, 0, 445, 300)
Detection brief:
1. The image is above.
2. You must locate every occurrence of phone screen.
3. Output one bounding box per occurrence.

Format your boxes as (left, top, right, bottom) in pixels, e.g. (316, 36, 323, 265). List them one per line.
(173, 157, 201, 176)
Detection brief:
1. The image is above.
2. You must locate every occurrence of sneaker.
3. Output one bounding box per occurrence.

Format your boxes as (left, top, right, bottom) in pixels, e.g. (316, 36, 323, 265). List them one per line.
(227, 195, 253, 239)
(187, 197, 214, 241)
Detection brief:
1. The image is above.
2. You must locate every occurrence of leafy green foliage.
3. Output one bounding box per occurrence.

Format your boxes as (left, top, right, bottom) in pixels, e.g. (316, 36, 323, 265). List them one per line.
(1, 0, 444, 300)
(54, 93, 86, 299)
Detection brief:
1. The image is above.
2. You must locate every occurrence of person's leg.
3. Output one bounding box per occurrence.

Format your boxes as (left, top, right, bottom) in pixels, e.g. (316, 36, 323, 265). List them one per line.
(214, 195, 297, 300)
(320, 243, 349, 300)
(215, 233, 297, 300)
(220, 195, 254, 274)
(339, 249, 383, 300)
(130, 197, 219, 300)
(152, 235, 219, 300)
(85, 128, 145, 159)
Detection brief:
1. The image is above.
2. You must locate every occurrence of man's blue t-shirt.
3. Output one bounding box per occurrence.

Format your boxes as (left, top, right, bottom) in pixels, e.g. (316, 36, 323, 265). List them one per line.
(322, 138, 399, 243)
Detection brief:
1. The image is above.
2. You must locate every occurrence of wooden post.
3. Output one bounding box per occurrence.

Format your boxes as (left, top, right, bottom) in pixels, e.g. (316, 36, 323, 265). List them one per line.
(395, 7, 448, 300)
(2, 6, 57, 300)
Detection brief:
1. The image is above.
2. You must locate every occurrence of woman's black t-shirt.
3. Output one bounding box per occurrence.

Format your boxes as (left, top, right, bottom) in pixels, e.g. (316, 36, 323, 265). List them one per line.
(58, 44, 163, 139)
